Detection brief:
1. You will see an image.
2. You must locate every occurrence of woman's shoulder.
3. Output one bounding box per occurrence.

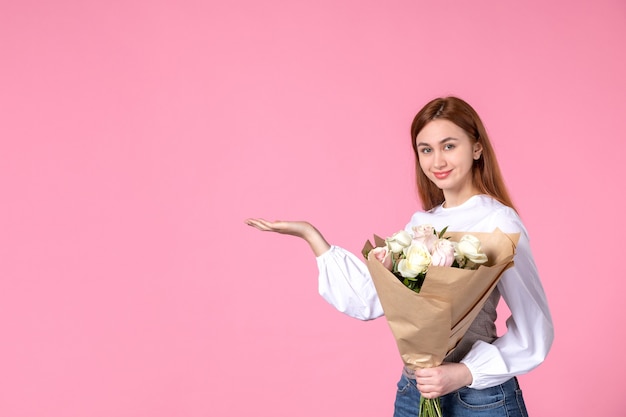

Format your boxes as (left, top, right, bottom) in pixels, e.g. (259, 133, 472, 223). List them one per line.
(476, 194, 518, 216)
(476, 195, 527, 234)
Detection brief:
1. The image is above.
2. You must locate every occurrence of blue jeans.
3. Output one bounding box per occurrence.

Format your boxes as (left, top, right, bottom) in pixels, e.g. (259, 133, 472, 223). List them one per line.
(393, 373, 529, 417)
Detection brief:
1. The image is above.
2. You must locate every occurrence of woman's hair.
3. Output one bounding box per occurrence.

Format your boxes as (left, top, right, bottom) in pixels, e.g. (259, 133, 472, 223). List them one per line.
(410, 96, 516, 212)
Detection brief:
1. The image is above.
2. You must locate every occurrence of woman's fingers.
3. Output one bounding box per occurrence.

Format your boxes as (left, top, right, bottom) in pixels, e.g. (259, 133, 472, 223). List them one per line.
(245, 218, 275, 231)
(245, 218, 306, 236)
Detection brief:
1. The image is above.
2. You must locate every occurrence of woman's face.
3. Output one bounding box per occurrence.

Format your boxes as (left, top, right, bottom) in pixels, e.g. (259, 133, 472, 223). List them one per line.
(415, 119, 482, 203)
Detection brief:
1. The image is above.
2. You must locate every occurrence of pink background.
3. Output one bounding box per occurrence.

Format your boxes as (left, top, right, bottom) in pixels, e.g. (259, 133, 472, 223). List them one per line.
(1, 1, 625, 416)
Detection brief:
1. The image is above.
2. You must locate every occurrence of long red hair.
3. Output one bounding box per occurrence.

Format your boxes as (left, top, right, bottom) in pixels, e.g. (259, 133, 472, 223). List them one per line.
(410, 96, 516, 212)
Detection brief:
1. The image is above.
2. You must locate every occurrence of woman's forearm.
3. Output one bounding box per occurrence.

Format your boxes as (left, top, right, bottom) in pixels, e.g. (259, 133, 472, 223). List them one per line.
(302, 223, 331, 256)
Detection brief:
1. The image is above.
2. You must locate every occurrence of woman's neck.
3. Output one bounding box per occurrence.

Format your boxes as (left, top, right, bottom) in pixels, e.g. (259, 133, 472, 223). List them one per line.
(442, 189, 480, 208)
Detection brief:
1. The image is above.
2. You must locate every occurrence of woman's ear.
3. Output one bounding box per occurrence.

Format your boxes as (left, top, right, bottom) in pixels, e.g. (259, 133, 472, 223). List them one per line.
(473, 143, 483, 160)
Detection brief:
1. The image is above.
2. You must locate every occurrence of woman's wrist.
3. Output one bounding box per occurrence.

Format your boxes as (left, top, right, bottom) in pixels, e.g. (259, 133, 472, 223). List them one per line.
(303, 224, 331, 256)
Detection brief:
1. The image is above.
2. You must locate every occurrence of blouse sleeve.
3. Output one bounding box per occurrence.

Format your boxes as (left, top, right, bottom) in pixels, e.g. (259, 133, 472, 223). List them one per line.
(316, 245, 384, 321)
(460, 210, 555, 389)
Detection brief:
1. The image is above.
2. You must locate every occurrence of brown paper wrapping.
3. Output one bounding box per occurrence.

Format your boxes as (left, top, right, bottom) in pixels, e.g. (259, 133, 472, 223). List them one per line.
(363, 228, 519, 370)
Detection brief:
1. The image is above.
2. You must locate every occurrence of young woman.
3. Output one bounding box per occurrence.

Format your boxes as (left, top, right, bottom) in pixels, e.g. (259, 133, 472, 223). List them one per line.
(246, 96, 554, 417)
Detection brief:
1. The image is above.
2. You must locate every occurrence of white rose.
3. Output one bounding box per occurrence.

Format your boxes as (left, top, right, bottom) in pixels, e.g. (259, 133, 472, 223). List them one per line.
(431, 238, 455, 267)
(397, 242, 432, 278)
(451, 241, 466, 267)
(386, 230, 413, 254)
(456, 234, 488, 265)
(412, 224, 438, 252)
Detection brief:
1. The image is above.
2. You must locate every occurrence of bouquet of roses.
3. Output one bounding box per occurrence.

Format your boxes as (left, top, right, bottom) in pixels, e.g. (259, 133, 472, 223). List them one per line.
(367, 224, 489, 293)
(362, 225, 519, 417)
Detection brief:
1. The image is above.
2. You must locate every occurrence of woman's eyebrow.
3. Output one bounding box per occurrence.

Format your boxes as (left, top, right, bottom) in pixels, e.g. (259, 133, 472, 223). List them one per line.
(416, 137, 458, 147)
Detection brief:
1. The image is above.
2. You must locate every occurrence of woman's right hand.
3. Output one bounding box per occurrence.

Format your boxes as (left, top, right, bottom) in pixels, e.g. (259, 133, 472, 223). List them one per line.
(245, 218, 331, 256)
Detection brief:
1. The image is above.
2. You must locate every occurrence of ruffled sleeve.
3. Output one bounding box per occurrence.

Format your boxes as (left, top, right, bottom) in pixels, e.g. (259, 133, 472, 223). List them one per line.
(316, 245, 384, 321)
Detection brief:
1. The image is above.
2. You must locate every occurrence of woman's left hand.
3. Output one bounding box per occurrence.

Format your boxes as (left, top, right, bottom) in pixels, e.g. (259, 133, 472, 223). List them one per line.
(414, 363, 473, 398)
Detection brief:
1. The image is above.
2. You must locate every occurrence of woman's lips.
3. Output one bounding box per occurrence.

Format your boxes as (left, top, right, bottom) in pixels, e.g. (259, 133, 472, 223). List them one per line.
(433, 170, 452, 179)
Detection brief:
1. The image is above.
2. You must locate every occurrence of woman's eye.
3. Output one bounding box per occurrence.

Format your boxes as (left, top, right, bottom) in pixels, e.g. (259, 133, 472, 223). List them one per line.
(420, 147, 432, 154)
(444, 143, 455, 150)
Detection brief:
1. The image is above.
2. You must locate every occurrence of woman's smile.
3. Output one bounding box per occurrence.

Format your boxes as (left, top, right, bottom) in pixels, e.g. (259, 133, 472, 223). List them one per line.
(433, 170, 452, 179)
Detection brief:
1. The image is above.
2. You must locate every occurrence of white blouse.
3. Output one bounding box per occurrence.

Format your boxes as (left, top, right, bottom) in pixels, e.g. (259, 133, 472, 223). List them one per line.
(316, 194, 554, 389)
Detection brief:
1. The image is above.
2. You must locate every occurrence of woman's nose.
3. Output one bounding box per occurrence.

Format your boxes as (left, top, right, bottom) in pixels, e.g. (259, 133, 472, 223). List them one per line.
(433, 151, 446, 169)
